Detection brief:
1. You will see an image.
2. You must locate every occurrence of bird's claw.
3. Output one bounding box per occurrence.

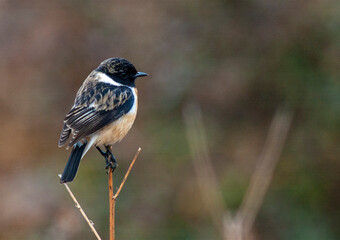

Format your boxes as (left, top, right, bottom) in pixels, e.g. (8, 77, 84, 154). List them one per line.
(105, 161, 117, 171)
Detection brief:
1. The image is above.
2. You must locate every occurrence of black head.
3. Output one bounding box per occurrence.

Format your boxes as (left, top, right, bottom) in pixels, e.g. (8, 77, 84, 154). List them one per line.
(96, 57, 148, 87)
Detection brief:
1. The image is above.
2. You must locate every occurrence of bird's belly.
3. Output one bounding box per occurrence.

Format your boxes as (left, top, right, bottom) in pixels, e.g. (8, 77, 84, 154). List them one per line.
(94, 113, 136, 146)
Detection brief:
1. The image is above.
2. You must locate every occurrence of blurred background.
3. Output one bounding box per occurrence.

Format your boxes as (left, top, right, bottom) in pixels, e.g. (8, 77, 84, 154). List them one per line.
(0, 0, 339, 239)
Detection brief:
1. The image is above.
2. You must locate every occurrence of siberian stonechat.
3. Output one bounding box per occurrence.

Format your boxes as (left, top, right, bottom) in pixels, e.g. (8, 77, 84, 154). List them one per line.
(58, 58, 148, 183)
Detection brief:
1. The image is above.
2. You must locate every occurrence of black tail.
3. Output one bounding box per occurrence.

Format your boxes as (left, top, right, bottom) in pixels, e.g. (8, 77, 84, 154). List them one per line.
(60, 142, 87, 183)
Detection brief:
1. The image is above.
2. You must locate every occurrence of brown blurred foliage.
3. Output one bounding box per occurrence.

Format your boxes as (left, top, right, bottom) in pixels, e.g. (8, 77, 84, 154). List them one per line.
(0, 0, 339, 239)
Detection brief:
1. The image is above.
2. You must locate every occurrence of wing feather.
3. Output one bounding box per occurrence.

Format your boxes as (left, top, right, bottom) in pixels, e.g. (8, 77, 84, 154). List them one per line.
(58, 81, 134, 147)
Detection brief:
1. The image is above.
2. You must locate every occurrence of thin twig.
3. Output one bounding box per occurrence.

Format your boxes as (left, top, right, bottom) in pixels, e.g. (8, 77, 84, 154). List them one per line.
(108, 166, 114, 240)
(58, 174, 102, 240)
(114, 147, 141, 200)
(183, 103, 292, 240)
(109, 147, 142, 240)
(237, 109, 293, 238)
(183, 104, 226, 235)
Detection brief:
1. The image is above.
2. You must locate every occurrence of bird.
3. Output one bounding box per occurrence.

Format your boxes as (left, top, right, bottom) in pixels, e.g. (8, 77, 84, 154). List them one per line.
(58, 57, 148, 183)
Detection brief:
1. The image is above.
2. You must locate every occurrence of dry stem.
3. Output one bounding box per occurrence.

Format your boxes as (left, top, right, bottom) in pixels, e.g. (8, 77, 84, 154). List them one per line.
(183, 104, 292, 240)
(237, 109, 292, 238)
(58, 174, 102, 240)
(109, 166, 114, 240)
(59, 147, 141, 240)
(183, 104, 226, 235)
(114, 148, 141, 199)
(109, 147, 142, 240)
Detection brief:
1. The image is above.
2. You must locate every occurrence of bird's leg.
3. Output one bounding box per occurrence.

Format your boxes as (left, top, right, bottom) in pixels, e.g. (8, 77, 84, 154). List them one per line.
(96, 146, 117, 172)
(96, 146, 106, 156)
(105, 145, 117, 171)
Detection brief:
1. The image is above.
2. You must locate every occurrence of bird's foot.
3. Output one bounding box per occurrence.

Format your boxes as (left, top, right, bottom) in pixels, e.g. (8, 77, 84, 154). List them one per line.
(105, 161, 117, 172)
(106, 151, 117, 172)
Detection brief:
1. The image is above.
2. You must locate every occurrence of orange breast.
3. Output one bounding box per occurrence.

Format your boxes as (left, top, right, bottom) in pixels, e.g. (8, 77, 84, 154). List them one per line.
(95, 112, 137, 146)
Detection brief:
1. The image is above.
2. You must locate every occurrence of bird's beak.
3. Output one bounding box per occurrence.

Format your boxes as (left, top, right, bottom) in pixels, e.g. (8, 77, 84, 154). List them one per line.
(134, 72, 148, 78)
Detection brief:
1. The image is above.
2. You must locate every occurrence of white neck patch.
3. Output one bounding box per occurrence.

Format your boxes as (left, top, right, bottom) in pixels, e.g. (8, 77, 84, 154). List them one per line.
(129, 88, 138, 114)
(97, 72, 123, 86)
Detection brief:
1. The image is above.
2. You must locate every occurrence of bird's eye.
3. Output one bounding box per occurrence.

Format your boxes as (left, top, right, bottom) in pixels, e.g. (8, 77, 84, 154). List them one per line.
(121, 72, 127, 79)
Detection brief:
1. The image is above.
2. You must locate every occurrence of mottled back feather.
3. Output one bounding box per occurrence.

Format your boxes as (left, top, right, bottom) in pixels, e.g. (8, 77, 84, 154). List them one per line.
(58, 77, 134, 147)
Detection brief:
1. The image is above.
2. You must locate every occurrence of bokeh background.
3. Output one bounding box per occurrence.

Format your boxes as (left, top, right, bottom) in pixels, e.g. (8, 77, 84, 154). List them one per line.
(0, 0, 339, 239)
